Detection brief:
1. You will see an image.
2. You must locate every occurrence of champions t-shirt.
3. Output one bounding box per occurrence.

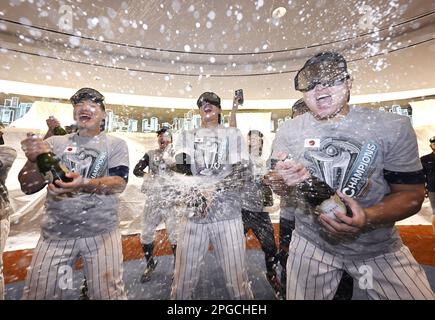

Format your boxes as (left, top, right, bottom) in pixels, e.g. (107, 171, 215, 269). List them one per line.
(272, 106, 422, 259)
(42, 132, 129, 239)
(174, 125, 247, 223)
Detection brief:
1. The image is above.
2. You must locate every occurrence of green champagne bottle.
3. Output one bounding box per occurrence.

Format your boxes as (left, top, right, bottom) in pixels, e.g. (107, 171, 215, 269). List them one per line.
(53, 126, 67, 135)
(49, 116, 67, 135)
(270, 158, 352, 220)
(36, 152, 73, 183)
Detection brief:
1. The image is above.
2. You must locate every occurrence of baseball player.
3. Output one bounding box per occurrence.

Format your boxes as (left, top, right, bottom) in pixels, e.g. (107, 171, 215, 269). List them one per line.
(270, 52, 434, 299)
(229, 95, 284, 299)
(133, 127, 178, 282)
(170, 92, 254, 300)
(19, 87, 129, 300)
(0, 129, 17, 300)
(240, 130, 283, 299)
(276, 99, 354, 299)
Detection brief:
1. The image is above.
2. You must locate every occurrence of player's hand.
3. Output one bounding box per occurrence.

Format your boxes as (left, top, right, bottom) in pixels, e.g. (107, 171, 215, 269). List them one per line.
(272, 152, 310, 187)
(46, 116, 61, 130)
(232, 95, 241, 110)
(263, 170, 290, 196)
(318, 191, 367, 238)
(21, 133, 51, 162)
(47, 172, 84, 195)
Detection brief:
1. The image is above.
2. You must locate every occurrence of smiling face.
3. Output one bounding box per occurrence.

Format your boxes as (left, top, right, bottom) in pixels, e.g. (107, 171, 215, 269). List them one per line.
(73, 100, 106, 135)
(157, 132, 172, 150)
(303, 78, 352, 119)
(199, 101, 221, 125)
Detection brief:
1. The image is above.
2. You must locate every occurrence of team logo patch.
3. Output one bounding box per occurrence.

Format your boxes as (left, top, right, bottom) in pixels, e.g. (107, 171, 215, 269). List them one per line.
(63, 146, 77, 154)
(304, 138, 320, 149)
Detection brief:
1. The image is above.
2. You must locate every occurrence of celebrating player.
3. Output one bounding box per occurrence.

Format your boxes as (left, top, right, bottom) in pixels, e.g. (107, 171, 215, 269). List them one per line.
(133, 127, 178, 282)
(270, 52, 434, 299)
(0, 127, 17, 300)
(170, 92, 254, 300)
(19, 87, 129, 300)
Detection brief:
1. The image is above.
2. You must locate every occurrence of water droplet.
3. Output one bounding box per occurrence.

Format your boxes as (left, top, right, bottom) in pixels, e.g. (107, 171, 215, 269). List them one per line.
(207, 11, 216, 20)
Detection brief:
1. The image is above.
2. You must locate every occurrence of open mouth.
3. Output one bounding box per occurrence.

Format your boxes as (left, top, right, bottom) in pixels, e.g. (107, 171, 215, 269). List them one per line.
(316, 94, 331, 101)
(203, 105, 213, 113)
(78, 114, 92, 122)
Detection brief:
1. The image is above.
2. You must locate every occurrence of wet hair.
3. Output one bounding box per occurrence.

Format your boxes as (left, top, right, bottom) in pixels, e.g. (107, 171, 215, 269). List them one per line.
(70, 87, 106, 111)
(157, 127, 173, 141)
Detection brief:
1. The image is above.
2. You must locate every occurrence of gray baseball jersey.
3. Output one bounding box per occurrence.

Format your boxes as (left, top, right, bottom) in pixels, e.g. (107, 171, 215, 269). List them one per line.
(272, 106, 422, 260)
(171, 125, 253, 299)
(43, 132, 129, 240)
(174, 125, 247, 222)
(137, 146, 180, 244)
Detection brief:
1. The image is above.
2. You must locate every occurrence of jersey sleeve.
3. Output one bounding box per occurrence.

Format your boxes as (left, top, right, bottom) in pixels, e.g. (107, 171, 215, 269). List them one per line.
(383, 117, 422, 172)
(271, 121, 293, 160)
(133, 153, 150, 177)
(383, 116, 424, 184)
(108, 138, 129, 170)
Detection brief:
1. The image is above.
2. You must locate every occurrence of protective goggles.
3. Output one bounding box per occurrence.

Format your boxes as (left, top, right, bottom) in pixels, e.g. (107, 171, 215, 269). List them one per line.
(197, 92, 221, 108)
(295, 60, 349, 92)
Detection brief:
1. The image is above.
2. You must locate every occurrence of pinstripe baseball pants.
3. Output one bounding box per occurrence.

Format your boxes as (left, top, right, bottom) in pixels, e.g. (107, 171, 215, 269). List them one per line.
(22, 229, 126, 300)
(286, 232, 434, 300)
(171, 217, 254, 300)
(0, 218, 9, 300)
(141, 206, 179, 245)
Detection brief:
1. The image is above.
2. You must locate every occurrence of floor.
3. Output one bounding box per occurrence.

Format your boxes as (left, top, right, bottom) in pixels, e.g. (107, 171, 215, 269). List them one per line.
(5, 249, 435, 300)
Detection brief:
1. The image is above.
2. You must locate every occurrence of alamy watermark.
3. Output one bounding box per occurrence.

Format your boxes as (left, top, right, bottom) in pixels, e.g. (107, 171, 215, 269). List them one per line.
(358, 265, 373, 290)
(58, 265, 74, 290)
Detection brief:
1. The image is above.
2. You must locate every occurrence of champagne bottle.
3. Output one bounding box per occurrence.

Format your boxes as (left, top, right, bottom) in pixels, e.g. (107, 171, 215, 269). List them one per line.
(261, 184, 274, 207)
(53, 126, 67, 136)
(49, 116, 67, 135)
(186, 188, 208, 218)
(296, 176, 352, 219)
(36, 152, 73, 183)
(271, 158, 352, 220)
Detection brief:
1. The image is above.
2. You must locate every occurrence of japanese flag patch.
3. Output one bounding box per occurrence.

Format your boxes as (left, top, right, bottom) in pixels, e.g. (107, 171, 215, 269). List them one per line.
(304, 138, 320, 149)
(63, 146, 77, 154)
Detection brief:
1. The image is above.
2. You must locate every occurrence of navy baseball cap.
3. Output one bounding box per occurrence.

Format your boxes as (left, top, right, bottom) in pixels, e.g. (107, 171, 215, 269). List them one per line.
(295, 52, 350, 92)
(70, 87, 106, 110)
(157, 127, 172, 139)
(197, 92, 221, 109)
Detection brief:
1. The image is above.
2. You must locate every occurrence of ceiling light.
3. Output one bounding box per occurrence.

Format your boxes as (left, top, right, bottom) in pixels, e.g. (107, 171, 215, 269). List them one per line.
(272, 7, 287, 19)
